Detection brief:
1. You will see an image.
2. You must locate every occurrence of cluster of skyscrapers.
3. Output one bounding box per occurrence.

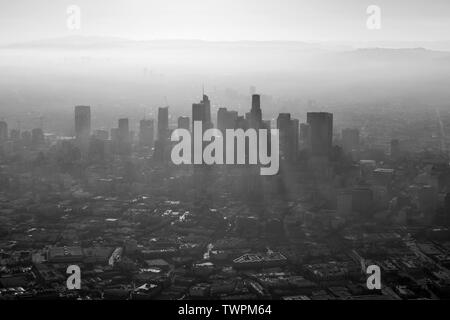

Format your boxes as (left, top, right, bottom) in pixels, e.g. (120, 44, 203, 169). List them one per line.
(71, 94, 335, 168)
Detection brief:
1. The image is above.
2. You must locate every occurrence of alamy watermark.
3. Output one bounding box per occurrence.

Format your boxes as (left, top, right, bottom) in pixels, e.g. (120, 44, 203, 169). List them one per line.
(366, 5, 381, 30)
(170, 121, 280, 176)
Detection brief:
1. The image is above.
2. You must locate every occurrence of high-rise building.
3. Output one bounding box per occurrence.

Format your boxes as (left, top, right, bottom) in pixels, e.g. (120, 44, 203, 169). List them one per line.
(277, 113, 299, 162)
(307, 112, 333, 158)
(192, 94, 212, 129)
(192, 95, 213, 165)
(117, 118, 131, 155)
(155, 107, 170, 162)
(0, 121, 7, 142)
(202, 94, 211, 125)
(342, 128, 360, 153)
(139, 119, 154, 148)
(217, 108, 239, 163)
(217, 108, 238, 132)
(74, 106, 91, 154)
(249, 94, 262, 129)
(157, 107, 169, 141)
(177, 116, 190, 131)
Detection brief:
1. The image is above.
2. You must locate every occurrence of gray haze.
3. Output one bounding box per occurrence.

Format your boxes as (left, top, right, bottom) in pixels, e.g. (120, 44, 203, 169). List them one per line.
(0, 0, 450, 135)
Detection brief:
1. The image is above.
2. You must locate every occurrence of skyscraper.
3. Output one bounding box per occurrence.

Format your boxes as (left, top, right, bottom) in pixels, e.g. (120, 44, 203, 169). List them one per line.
(249, 94, 262, 129)
(217, 108, 238, 132)
(307, 112, 333, 158)
(74, 106, 91, 154)
(277, 113, 299, 162)
(192, 94, 212, 129)
(139, 119, 154, 148)
(158, 107, 169, 141)
(117, 118, 131, 155)
(155, 107, 170, 162)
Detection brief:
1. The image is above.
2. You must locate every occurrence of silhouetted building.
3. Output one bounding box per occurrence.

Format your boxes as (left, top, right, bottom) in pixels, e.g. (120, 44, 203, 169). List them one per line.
(217, 108, 238, 132)
(277, 113, 299, 162)
(155, 107, 170, 162)
(158, 107, 169, 141)
(307, 112, 333, 158)
(249, 94, 262, 129)
(117, 118, 131, 155)
(192, 95, 212, 129)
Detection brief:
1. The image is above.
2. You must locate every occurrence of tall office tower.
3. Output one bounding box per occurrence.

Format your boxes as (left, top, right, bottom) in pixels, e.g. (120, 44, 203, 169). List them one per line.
(291, 119, 299, 159)
(217, 108, 238, 131)
(249, 94, 262, 128)
(277, 113, 299, 162)
(0, 121, 7, 142)
(342, 128, 360, 153)
(139, 119, 154, 148)
(307, 112, 333, 158)
(177, 116, 190, 131)
(74, 105, 91, 154)
(217, 108, 239, 163)
(117, 118, 131, 155)
(157, 107, 169, 141)
(202, 94, 211, 125)
(192, 94, 212, 129)
(192, 95, 213, 165)
(154, 107, 169, 162)
(31, 128, 45, 147)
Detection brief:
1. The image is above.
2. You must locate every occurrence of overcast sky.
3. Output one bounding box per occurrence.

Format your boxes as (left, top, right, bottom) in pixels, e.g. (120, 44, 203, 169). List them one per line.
(0, 0, 449, 44)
